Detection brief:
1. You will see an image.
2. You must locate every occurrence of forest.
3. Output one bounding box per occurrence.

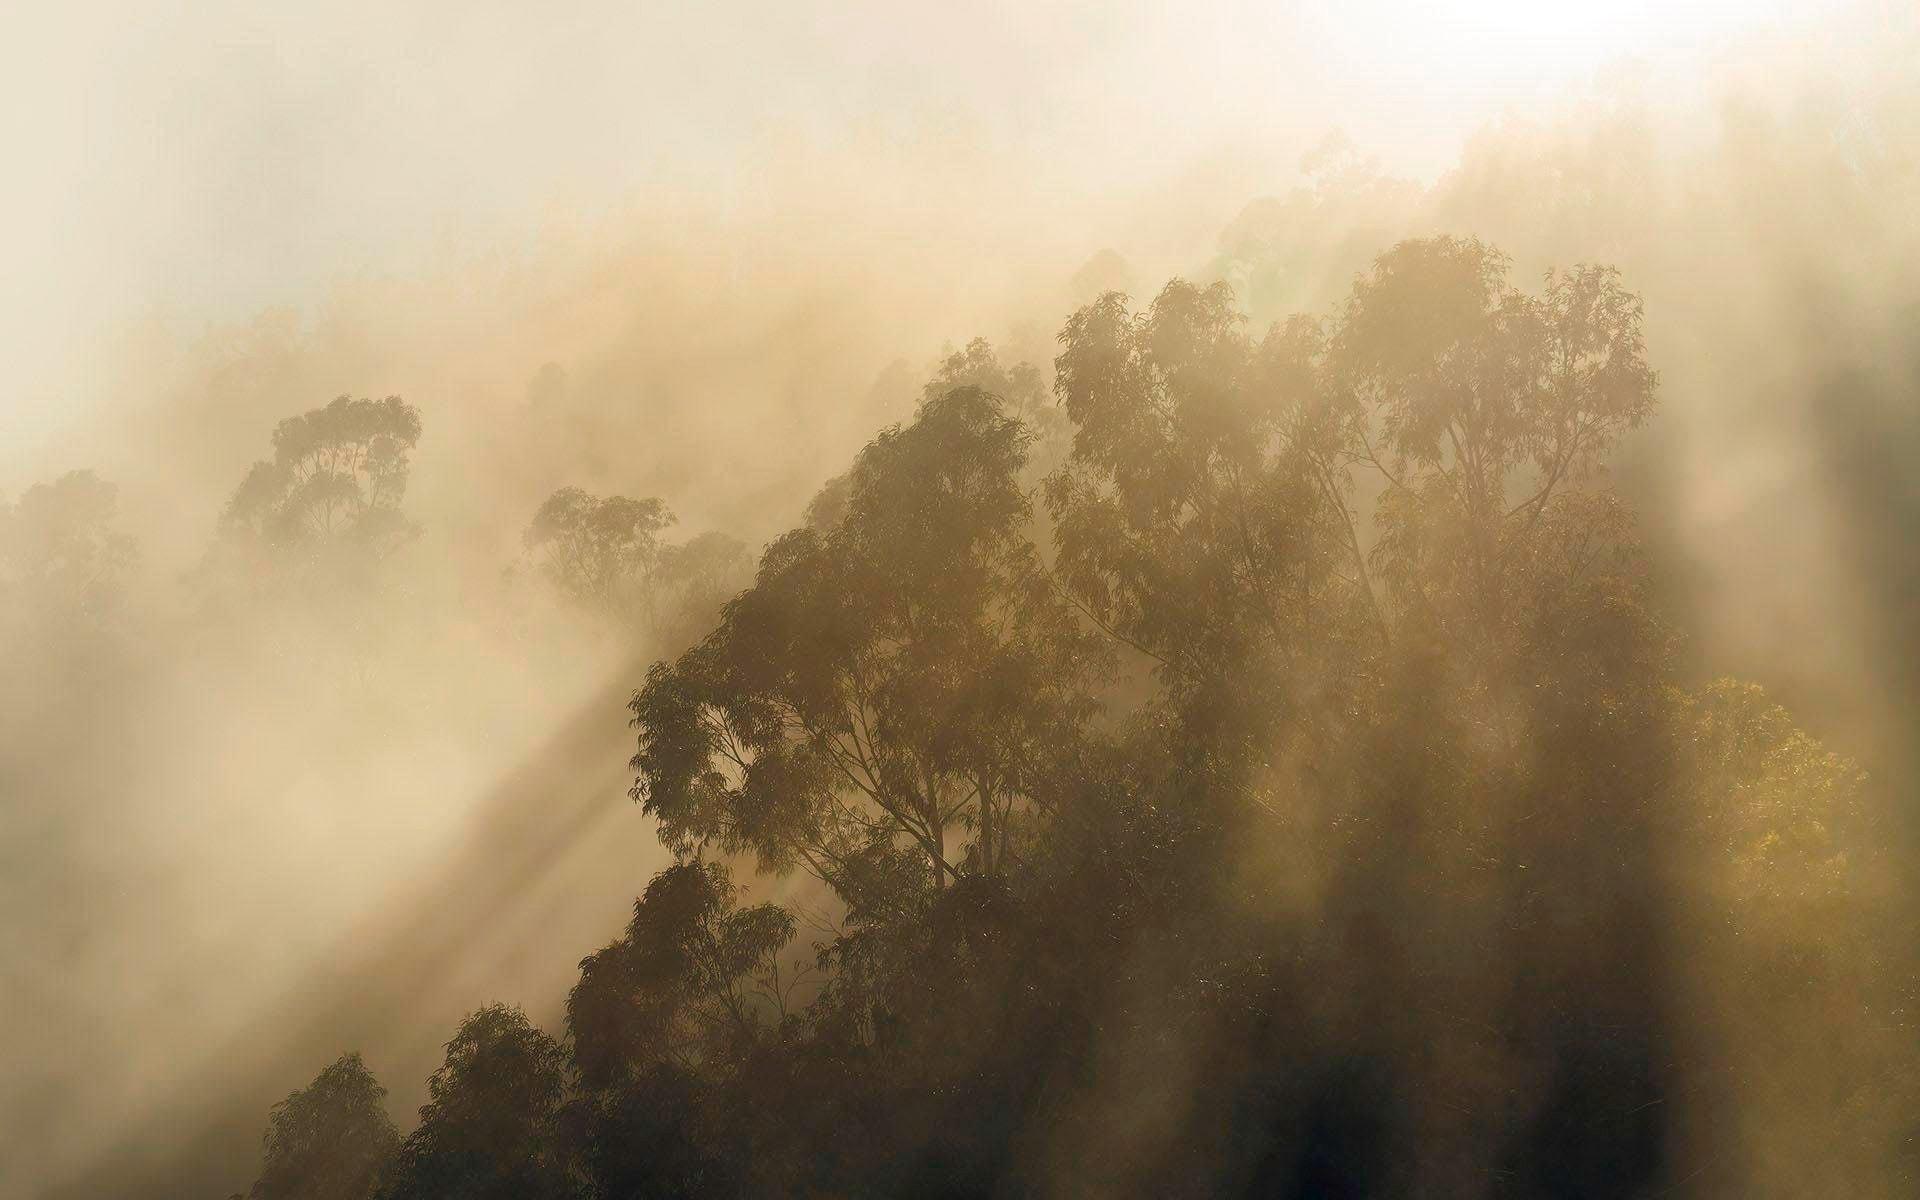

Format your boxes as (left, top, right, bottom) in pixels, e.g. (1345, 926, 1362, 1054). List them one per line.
(6, 5, 1920, 1199)
(80, 237, 1887, 1198)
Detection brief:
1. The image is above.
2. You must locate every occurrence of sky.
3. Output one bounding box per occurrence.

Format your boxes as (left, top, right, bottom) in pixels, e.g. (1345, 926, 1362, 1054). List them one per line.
(0, 0, 1838, 480)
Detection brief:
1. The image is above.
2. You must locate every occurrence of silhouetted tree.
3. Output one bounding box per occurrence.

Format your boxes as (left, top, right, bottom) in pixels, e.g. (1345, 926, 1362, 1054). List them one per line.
(376, 1005, 570, 1200)
(222, 395, 422, 561)
(247, 1054, 397, 1200)
(569, 861, 795, 1088)
(522, 489, 749, 645)
(224, 235, 1912, 1200)
(523, 487, 674, 618)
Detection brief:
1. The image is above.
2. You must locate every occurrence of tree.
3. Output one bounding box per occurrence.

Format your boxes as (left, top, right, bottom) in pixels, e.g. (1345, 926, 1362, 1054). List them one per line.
(223, 234, 1912, 1200)
(522, 487, 674, 622)
(630, 387, 1105, 921)
(1669, 679, 1915, 1196)
(0, 469, 137, 627)
(1333, 238, 1657, 662)
(376, 1005, 570, 1200)
(573, 1062, 732, 1200)
(1046, 238, 1658, 747)
(222, 395, 422, 561)
(654, 530, 750, 645)
(521, 488, 752, 643)
(1047, 279, 1377, 734)
(248, 1054, 398, 1200)
(923, 337, 1063, 455)
(656, 531, 747, 610)
(1040, 239, 1676, 1193)
(569, 861, 795, 1090)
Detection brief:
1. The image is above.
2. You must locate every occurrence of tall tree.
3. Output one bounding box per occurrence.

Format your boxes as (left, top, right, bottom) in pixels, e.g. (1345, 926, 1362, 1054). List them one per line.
(1047, 279, 1378, 761)
(522, 487, 674, 620)
(569, 861, 795, 1089)
(631, 387, 1105, 919)
(248, 1054, 397, 1200)
(522, 489, 748, 644)
(224, 235, 1914, 1200)
(376, 1005, 570, 1200)
(923, 337, 1064, 457)
(222, 395, 423, 561)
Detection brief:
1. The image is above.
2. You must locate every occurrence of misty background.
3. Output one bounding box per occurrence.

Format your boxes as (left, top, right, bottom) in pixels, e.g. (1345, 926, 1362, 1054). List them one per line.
(3, 1, 1917, 1195)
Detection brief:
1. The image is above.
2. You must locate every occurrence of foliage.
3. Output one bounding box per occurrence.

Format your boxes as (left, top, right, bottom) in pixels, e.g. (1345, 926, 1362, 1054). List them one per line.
(235, 238, 1912, 1200)
(374, 1005, 571, 1200)
(222, 395, 423, 561)
(522, 488, 748, 642)
(631, 386, 1107, 910)
(569, 861, 796, 1088)
(0, 469, 137, 627)
(249, 1054, 397, 1200)
(523, 488, 674, 615)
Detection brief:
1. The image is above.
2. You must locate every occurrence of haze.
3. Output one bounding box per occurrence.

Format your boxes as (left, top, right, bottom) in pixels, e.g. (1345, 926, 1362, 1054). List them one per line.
(2, 2, 1915, 1197)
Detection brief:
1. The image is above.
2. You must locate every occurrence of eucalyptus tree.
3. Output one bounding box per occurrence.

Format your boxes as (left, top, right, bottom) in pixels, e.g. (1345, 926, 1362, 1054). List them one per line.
(222, 395, 423, 561)
(923, 336, 1064, 460)
(569, 861, 796, 1089)
(375, 1005, 570, 1200)
(1041, 239, 1674, 1192)
(631, 386, 1106, 918)
(1047, 279, 1379, 748)
(1046, 238, 1658, 725)
(522, 486, 674, 625)
(247, 1054, 397, 1200)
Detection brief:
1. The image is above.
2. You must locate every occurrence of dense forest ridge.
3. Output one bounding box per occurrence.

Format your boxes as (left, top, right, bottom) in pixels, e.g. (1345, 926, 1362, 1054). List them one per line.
(8, 237, 1904, 1199)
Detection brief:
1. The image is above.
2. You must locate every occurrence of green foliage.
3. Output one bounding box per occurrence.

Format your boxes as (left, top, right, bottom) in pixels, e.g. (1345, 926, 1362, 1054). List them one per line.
(1675, 678, 1875, 961)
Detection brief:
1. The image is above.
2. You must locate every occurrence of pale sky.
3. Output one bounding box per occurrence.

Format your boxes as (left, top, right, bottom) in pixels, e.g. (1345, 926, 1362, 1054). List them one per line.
(0, 0, 1835, 475)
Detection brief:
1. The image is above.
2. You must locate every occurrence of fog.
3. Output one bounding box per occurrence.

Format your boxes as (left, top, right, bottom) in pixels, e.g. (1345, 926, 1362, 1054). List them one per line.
(3, 2, 1916, 1197)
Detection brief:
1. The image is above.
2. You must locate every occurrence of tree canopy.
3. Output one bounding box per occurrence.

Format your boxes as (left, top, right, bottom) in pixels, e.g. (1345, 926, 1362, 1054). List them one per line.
(233, 237, 1913, 1200)
(222, 395, 423, 562)
(248, 1054, 397, 1200)
(522, 487, 748, 642)
(0, 469, 137, 627)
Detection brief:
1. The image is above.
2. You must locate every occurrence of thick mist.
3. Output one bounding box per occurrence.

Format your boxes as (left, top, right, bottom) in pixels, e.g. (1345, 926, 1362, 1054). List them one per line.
(3, 2, 1916, 1197)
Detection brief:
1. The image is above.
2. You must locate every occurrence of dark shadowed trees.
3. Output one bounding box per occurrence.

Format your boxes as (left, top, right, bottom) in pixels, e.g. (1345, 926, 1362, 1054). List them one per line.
(375, 1005, 570, 1200)
(566, 862, 796, 1200)
(247, 1054, 397, 1200)
(569, 861, 795, 1089)
(226, 235, 1912, 1200)
(630, 386, 1106, 914)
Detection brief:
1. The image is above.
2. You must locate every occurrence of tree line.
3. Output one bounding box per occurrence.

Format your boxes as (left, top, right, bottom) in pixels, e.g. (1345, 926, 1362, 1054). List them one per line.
(150, 236, 1912, 1198)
